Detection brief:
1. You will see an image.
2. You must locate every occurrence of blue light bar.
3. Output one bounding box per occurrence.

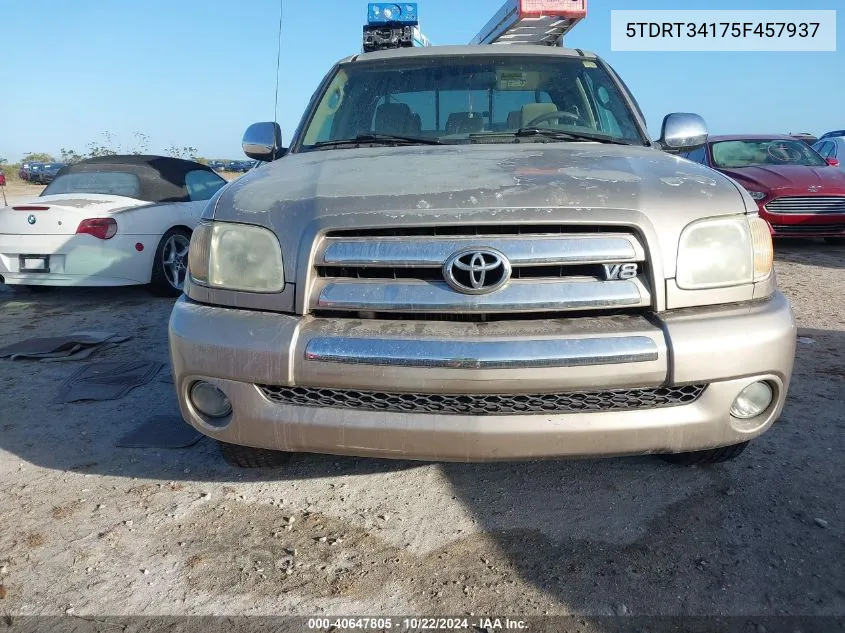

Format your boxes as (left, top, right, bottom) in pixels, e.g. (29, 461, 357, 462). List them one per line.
(368, 3, 418, 25)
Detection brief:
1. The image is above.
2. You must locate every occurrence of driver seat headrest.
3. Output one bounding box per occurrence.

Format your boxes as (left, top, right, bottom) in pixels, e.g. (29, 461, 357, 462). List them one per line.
(521, 103, 559, 128)
(374, 103, 415, 135)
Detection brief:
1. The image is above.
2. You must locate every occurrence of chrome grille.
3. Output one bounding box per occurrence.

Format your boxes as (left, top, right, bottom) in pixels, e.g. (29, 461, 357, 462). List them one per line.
(766, 196, 845, 214)
(310, 226, 651, 316)
(258, 384, 707, 416)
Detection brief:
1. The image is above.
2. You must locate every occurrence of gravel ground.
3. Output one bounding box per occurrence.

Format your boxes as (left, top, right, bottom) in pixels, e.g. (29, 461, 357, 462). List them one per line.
(0, 240, 843, 620)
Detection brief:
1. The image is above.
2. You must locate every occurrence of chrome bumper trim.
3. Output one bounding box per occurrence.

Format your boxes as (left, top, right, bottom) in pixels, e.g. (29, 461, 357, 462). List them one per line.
(319, 234, 644, 267)
(313, 279, 649, 313)
(303, 335, 659, 369)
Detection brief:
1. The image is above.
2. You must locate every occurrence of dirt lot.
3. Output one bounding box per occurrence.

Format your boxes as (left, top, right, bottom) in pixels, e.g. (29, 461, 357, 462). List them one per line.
(0, 240, 843, 620)
(2, 183, 46, 207)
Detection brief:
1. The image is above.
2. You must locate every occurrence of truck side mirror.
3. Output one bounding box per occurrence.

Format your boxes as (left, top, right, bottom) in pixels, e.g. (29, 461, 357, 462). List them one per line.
(658, 113, 708, 152)
(243, 122, 284, 161)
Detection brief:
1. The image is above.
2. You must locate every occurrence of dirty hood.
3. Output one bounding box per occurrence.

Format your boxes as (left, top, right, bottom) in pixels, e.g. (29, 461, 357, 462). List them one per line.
(213, 143, 750, 279)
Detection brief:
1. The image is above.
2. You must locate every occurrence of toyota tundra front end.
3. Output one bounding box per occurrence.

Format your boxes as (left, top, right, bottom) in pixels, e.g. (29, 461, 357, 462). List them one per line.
(168, 46, 797, 467)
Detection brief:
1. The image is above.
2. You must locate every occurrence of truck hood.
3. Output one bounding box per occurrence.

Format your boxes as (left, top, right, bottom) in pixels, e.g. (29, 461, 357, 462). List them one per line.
(213, 143, 750, 280)
(715, 164, 845, 196)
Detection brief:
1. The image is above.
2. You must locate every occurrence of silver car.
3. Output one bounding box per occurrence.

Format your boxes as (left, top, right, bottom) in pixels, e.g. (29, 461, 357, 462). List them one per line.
(168, 45, 797, 468)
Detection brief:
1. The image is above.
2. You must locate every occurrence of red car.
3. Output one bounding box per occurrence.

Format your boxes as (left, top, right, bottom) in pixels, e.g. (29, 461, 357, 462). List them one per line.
(681, 135, 845, 242)
(0, 169, 5, 187)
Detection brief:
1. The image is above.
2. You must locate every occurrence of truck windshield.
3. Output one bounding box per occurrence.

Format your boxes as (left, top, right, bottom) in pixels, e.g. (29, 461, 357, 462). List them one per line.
(299, 54, 646, 149)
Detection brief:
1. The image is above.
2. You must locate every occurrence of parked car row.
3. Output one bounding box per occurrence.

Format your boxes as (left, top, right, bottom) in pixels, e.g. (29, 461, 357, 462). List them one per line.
(209, 159, 257, 173)
(19, 162, 68, 184)
(680, 130, 845, 242)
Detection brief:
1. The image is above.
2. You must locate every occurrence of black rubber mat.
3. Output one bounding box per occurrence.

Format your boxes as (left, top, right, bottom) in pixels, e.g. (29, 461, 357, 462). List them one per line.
(115, 415, 204, 449)
(53, 360, 164, 404)
(0, 332, 130, 361)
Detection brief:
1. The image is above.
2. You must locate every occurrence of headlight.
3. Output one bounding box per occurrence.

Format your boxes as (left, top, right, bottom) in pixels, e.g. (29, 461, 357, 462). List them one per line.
(676, 216, 773, 290)
(188, 221, 284, 293)
(746, 190, 767, 201)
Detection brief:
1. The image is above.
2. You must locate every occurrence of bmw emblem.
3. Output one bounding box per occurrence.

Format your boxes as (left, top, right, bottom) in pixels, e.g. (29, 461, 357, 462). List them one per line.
(27, 215, 36, 225)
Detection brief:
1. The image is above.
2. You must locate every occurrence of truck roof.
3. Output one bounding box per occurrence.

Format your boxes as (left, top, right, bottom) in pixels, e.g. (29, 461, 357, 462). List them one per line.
(345, 44, 598, 64)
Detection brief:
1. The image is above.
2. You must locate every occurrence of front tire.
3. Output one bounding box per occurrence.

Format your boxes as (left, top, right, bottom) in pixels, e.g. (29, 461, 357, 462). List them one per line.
(218, 441, 293, 469)
(660, 441, 750, 466)
(149, 228, 191, 297)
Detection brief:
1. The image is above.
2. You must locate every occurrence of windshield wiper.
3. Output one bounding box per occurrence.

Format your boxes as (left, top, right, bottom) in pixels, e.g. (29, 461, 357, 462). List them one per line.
(473, 128, 638, 146)
(311, 134, 445, 149)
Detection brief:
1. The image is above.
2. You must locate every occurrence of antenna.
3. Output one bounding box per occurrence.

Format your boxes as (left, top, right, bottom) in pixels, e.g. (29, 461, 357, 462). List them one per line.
(273, 0, 284, 124)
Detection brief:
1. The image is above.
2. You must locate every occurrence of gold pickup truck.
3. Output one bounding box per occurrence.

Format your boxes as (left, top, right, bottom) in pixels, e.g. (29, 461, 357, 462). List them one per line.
(168, 45, 796, 468)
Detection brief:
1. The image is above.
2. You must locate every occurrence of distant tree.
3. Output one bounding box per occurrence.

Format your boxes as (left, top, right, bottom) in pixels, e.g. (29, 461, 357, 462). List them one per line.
(60, 148, 85, 164)
(22, 152, 56, 163)
(194, 156, 209, 165)
(165, 145, 199, 161)
(130, 132, 150, 155)
(0, 157, 7, 165)
(87, 131, 118, 158)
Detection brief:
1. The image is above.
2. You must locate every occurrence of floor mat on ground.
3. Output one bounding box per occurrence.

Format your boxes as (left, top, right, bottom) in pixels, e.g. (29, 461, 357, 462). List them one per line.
(53, 360, 164, 404)
(0, 332, 130, 361)
(115, 415, 204, 449)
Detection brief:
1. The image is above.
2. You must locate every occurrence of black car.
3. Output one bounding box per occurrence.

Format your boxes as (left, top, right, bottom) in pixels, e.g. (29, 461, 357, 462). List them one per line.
(37, 163, 68, 185)
(27, 163, 46, 183)
(31, 163, 67, 185)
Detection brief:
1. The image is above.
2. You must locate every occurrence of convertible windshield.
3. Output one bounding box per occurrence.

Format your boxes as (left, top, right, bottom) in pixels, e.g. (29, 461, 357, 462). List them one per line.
(711, 139, 828, 169)
(299, 55, 646, 149)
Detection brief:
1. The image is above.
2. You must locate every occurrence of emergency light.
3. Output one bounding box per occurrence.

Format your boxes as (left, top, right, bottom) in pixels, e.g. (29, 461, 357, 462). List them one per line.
(368, 3, 419, 26)
(363, 2, 431, 52)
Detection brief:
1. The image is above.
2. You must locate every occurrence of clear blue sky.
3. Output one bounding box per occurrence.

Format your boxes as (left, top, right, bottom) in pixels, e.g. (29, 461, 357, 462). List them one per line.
(1, 0, 842, 162)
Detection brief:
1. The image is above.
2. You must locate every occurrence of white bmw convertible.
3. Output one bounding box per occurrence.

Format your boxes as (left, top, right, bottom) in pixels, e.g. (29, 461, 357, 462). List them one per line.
(0, 155, 228, 296)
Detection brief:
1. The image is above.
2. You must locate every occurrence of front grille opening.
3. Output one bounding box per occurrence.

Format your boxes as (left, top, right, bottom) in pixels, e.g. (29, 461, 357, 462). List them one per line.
(766, 196, 845, 214)
(771, 224, 845, 233)
(325, 224, 639, 238)
(310, 307, 653, 322)
(317, 263, 609, 281)
(258, 384, 708, 416)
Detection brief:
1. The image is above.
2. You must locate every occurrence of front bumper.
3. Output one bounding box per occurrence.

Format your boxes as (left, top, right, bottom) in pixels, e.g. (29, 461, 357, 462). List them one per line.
(168, 293, 797, 462)
(762, 211, 845, 238)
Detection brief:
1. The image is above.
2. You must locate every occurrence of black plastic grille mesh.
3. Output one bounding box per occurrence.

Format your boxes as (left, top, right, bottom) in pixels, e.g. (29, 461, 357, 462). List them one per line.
(257, 384, 707, 416)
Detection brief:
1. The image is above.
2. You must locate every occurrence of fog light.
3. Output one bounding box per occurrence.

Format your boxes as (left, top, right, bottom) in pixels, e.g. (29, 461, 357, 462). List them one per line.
(730, 381, 773, 419)
(190, 381, 232, 418)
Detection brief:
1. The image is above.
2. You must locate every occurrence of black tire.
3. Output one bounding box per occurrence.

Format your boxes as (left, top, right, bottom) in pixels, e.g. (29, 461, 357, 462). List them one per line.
(218, 441, 293, 469)
(660, 441, 750, 466)
(824, 237, 845, 245)
(149, 227, 191, 297)
(10, 285, 54, 293)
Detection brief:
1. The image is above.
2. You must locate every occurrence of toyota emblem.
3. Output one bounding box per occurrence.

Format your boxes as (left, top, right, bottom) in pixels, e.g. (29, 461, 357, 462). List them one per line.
(27, 214, 36, 225)
(443, 248, 511, 295)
